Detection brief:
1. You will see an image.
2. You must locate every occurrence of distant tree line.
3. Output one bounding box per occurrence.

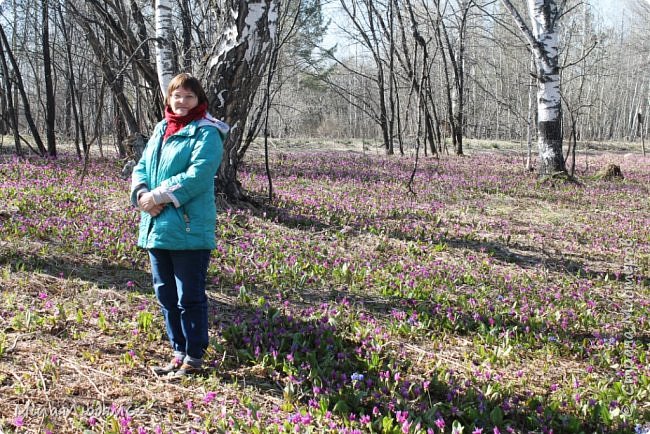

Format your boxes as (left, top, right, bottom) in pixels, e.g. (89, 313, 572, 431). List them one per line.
(270, 0, 648, 174)
(0, 1, 647, 191)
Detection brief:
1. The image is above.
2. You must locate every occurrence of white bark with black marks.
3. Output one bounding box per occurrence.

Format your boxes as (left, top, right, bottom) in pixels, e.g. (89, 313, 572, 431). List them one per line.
(202, 0, 279, 201)
(501, 0, 566, 176)
(155, 0, 175, 97)
(528, 0, 560, 123)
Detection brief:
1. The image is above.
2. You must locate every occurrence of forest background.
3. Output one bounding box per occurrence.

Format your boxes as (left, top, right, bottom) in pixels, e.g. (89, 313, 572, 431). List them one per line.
(0, 1, 648, 433)
(1, 0, 650, 164)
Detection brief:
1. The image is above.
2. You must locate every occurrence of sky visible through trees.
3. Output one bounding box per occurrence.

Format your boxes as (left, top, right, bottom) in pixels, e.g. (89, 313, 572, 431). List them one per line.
(324, 0, 633, 54)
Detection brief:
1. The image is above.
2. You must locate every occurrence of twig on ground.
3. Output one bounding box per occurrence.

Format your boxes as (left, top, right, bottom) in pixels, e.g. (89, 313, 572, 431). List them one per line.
(400, 341, 467, 371)
(59, 356, 105, 399)
(34, 360, 54, 418)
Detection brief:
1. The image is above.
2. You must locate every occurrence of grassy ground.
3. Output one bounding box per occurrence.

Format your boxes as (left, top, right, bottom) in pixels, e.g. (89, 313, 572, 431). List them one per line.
(0, 143, 648, 433)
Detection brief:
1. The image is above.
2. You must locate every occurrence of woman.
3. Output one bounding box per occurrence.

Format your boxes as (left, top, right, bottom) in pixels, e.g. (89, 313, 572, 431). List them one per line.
(130, 73, 228, 378)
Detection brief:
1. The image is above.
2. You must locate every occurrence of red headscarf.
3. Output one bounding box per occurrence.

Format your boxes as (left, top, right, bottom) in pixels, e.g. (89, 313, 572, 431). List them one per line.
(163, 102, 208, 141)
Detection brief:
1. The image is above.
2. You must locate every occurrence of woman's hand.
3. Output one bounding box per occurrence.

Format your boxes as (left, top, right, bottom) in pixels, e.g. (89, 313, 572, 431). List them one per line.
(138, 192, 165, 217)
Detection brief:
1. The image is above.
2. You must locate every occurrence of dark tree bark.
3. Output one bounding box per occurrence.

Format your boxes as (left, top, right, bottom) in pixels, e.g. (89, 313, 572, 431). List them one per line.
(130, 0, 151, 62)
(433, 0, 474, 156)
(57, 2, 87, 160)
(178, 0, 193, 71)
(201, 0, 279, 202)
(394, 1, 440, 155)
(0, 36, 20, 156)
(68, 0, 162, 134)
(400, 0, 440, 156)
(0, 73, 7, 135)
(75, 17, 139, 138)
(366, 1, 392, 155)
(0, 23, 46, 156)
(42, 0, 57, 157)
(339, 0, 393, 155)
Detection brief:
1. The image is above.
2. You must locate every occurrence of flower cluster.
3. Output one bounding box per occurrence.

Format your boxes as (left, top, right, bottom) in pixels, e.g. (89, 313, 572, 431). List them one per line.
(0, 150, 647, 433)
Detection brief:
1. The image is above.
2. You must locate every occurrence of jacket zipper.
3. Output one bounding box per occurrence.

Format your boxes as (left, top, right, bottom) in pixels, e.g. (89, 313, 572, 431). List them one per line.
(182, 211, 191, 232)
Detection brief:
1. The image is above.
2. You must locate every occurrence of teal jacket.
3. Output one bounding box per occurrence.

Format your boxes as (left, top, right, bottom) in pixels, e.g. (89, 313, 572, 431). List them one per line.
(130, 115, 227, 250)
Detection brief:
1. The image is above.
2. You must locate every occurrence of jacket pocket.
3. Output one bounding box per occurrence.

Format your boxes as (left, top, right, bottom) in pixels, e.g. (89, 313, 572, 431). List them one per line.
(152, 206, 185, 236)
(175, 207, 191, 233)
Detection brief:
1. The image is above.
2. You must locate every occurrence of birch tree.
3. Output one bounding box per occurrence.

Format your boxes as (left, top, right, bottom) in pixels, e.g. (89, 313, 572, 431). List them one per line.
(500, 0, 567, 176)
(200, 0, 279, 201)
(155, 0, 175, 96)
(132, 0, 282, 201)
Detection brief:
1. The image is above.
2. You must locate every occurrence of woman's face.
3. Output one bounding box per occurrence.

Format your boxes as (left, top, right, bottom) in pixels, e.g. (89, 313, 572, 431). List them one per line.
(169, 86, 199, 116)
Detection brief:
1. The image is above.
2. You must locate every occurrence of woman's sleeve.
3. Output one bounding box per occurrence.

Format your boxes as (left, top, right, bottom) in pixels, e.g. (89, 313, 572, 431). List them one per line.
(129, 127, 160, 207)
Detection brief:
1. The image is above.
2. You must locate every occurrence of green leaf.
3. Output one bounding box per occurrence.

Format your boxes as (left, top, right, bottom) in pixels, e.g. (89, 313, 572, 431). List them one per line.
(332, 399, 349, 414)
(490, 406, 504, 425)
(566, 415, 581, 432)
(382, 415, 395, 432)
(598, 403, 612, 423)
(319, 397, 329, 414)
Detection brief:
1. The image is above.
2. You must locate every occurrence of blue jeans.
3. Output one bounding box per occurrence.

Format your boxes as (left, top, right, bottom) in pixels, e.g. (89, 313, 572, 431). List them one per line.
(149, 249, 211, 360)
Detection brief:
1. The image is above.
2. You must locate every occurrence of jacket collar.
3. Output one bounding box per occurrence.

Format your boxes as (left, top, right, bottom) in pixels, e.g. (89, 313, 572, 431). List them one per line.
(160, 114, 230, 139)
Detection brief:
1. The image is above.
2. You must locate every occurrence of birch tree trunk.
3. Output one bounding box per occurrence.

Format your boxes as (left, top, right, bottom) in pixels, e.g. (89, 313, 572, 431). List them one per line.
(201, 0, 278, 202)
(501, 0, 566, 176)
(155, 0, 175, 96)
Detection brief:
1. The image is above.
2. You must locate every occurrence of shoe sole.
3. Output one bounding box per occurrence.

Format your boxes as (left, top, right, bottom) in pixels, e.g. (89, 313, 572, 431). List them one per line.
(151, 366, 179, 377)
(165, 368, 204, 380)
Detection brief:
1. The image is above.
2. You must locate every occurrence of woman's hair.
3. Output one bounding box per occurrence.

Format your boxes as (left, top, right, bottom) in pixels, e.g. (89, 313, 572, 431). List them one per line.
(165, 73, 209, 106)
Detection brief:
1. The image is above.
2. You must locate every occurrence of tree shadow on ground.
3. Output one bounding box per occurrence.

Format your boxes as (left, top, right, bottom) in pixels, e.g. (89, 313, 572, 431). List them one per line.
(295, 284, 650, 352)
(243, 154, 400, 185)
(374, 217, 648, 284)
(206, 294, 633, 433)
(0, 240, 152, 293)
(437, 236, 649, 285)
(230, 201, 649, 347)
(242, 196, 342, 233)
(0, 235, 640, 432)
(245, 199, 648, 286)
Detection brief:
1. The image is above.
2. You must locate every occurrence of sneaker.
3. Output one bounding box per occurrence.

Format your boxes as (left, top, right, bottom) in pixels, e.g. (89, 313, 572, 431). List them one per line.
(170, 363, 203, 379)
(151, 357, 183, 376)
